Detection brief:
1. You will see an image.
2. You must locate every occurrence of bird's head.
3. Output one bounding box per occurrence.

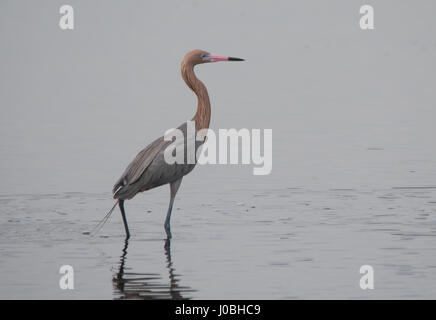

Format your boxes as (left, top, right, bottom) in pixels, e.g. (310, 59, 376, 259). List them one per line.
(184, 49, 244, 66)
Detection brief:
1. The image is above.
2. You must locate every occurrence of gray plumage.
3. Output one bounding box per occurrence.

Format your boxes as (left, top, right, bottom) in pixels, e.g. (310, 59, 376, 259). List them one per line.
(110, 49, 244, 239)
(113, 122, 200, 200)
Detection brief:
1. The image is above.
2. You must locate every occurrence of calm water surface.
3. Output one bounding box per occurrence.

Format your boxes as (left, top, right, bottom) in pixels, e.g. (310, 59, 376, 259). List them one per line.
(1, 184, 436, 299)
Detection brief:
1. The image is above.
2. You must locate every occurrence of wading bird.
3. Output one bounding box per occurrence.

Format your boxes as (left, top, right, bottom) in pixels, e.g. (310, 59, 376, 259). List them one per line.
(110, 49, 244, 239)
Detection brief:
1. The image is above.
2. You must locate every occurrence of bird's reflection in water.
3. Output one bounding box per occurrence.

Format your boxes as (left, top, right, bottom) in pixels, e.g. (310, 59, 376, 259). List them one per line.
(113, 238, 195, 300)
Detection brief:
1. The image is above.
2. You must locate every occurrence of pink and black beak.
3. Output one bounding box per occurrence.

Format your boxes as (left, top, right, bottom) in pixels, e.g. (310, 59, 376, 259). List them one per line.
(202, 54, 244, 62)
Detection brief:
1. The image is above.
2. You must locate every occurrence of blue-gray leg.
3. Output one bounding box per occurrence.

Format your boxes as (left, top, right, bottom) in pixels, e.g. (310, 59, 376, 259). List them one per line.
(164, 178, 183, 239)
(119, 200, 130, 239)
(164, 198, 174, 238)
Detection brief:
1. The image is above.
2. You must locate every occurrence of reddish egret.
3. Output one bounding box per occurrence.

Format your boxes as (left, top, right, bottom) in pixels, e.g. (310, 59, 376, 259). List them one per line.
(111, 49, 244, 238)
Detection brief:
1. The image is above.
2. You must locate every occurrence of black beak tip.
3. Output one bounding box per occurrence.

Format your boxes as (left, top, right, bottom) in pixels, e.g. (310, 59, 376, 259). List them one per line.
(228, 57, 245, 61)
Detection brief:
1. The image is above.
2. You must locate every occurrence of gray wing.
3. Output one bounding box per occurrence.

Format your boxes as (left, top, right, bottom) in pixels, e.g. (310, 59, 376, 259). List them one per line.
(112, 136, 170, 196)
(112, 122, 203, 200)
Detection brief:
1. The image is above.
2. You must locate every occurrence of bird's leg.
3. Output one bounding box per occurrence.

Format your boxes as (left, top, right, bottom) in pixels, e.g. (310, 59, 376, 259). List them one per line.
(164, 178, 183, 239)
(164, 198, 174, 239)
(119, 200, 130, 239)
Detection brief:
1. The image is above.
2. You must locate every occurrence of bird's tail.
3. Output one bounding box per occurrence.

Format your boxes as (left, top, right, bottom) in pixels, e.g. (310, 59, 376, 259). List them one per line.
(90, 201, 118, 236)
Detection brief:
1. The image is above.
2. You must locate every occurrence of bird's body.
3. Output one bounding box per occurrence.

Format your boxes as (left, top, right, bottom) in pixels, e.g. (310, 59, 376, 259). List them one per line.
(113, 122, 200, 200)
(111, 49, 244, 238)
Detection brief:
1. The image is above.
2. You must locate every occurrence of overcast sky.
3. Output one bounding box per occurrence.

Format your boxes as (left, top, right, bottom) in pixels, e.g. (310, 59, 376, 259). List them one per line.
(1, 0, 435, 194)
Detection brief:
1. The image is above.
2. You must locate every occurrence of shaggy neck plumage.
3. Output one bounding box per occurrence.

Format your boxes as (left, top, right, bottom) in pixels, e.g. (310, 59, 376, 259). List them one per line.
(181, 61, 211, 131)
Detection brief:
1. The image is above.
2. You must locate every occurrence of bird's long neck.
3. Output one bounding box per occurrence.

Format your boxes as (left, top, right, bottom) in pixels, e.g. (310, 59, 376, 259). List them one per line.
(181, 62, 211, 131)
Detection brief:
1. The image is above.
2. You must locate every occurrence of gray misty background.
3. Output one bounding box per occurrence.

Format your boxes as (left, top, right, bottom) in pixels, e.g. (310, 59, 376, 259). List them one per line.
(0, 0, 436, 299)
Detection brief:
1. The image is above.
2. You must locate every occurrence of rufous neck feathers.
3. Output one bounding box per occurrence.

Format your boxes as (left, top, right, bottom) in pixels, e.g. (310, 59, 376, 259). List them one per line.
(181, 60, 211, 131)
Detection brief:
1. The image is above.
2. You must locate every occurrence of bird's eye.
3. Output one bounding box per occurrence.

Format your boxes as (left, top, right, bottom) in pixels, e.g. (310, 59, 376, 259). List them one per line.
(201, 54, 208, 59)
